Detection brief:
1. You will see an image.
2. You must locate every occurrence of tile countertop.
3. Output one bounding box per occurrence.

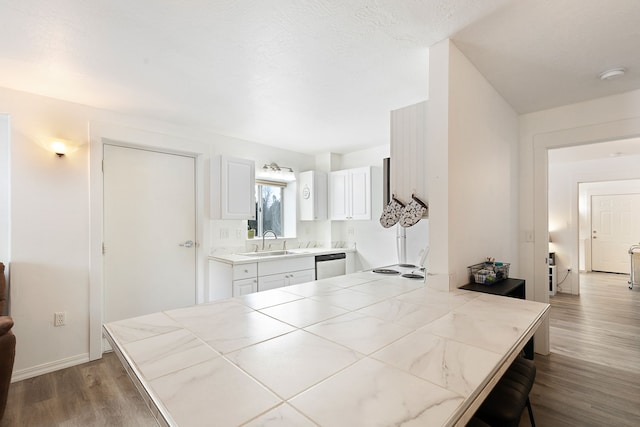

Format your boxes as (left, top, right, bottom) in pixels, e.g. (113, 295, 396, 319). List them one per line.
(104, 273, 549, 427)
(210, 247, 355, 265)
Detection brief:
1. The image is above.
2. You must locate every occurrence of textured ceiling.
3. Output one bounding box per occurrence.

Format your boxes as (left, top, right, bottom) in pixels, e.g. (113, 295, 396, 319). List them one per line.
(453, 0, 640, 114)
(0, 1, 639, 154)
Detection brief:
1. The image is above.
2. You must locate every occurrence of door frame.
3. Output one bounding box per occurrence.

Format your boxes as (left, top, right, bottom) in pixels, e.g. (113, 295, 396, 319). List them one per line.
(532, 117, 640, 355)
(89, 122, 209, 360)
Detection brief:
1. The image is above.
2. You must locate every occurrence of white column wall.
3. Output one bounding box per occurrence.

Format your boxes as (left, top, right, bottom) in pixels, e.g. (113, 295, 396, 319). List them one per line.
(427, 39, 519, 290)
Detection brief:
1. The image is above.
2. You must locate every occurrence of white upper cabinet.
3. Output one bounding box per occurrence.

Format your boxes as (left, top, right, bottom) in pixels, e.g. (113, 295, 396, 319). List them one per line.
(210, 155, 255, 220)
(299, 170, 327, 221)
(330, 167, 371, 220)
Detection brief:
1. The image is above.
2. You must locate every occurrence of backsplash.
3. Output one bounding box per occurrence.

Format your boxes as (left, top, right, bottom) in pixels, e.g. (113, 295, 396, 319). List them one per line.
(208, 240, 355, 256)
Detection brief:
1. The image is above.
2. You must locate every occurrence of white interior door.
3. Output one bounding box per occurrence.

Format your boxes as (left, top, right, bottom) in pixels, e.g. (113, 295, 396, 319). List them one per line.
(104, 144, 196, 323)
(591, 194, 640, 273)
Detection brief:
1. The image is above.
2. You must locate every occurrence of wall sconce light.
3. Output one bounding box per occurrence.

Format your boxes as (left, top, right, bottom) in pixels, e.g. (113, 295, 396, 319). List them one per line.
(42, 139, 82, 158)
(51, 141, 68, 157)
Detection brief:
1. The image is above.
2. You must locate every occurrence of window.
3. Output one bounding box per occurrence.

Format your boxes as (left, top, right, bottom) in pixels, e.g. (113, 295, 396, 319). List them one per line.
(248, 180, 285, 237)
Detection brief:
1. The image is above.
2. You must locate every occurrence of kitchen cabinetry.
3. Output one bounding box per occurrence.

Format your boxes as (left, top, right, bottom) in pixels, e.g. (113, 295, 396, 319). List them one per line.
(299, 170, 327, 221)
(210, 155, 255, 220)
(257, 256, 315, 291)
(390, 101, 427, 203)
(329, 167, 371, 220)
(209, 260, 257, 300)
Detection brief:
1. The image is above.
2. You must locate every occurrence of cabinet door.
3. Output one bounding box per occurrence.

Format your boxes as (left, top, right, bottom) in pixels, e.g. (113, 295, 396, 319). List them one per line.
(299, 171, 327, 221)
(287, 269, 316, 286)
(258, 272, 287, 291)
(349, 167, 371, 220)
(234, 277, 258, 296)
(211, 156, 255, 220)
(329, 170, 349, 220)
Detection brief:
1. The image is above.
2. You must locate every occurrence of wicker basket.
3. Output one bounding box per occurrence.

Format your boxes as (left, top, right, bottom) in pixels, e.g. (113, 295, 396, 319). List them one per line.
(468, 262, 510, 285)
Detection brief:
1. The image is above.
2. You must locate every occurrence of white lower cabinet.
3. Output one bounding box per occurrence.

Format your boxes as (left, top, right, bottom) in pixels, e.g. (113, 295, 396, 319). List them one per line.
(233, 277, 258, 296)
(258, 273, 288, 292)
(209, 260, 258, 301)
(257, 256, 316, 291)
(210, 255, 317, 298)
(288, 269, 316, 286)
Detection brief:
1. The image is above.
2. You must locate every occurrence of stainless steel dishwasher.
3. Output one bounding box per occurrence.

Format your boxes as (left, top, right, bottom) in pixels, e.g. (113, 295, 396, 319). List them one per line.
(315, 253, 346, 279)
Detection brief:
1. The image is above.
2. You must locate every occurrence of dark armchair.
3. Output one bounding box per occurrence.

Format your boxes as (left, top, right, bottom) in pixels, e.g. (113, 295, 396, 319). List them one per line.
(0, 262, 15, 420)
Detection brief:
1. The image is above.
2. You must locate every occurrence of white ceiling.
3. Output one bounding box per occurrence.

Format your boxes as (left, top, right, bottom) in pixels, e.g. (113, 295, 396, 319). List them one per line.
(1, 0, 639, 155)
(548, 137, 640, 164)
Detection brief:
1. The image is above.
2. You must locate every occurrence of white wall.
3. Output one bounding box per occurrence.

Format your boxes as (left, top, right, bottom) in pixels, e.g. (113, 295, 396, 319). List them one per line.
(0, 85, 316, 380)
(519, 88, 640, 354)
(427, 39, 519, 290)
(1, 114, 10, 314)
(337, 145, 400, 270)
(549, 154, 640, 293)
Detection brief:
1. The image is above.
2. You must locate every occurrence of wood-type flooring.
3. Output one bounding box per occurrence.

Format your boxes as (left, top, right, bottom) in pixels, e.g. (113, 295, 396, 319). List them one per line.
(525, 272, 640, 426)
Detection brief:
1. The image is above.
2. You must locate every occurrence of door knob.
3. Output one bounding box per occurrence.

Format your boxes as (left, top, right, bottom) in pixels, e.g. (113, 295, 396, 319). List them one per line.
(180, 240, 194, 248)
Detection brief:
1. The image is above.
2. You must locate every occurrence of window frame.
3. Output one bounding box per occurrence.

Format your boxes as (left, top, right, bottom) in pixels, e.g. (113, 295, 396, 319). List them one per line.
(249, 179, 286, 238)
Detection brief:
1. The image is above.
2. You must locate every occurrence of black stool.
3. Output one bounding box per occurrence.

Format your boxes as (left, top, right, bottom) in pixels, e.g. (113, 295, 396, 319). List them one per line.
(466, 416, 491, 427)
(475, 356, 536, 427)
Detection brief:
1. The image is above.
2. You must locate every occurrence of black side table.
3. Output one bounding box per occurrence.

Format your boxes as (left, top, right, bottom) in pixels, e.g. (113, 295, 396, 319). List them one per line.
(460, 278, 534, 359)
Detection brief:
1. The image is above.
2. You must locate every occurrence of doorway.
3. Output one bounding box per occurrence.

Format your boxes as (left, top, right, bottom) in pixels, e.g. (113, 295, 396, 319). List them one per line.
(547, 141, 640, 295)
(103, 144, 197, 323)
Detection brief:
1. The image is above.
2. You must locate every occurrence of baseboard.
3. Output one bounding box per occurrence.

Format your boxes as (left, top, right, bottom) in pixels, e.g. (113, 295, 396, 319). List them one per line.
(11, 353, 90, 382)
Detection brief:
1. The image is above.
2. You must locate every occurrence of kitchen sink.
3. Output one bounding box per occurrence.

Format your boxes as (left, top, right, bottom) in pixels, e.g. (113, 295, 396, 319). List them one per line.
(239, 250, 294, 257)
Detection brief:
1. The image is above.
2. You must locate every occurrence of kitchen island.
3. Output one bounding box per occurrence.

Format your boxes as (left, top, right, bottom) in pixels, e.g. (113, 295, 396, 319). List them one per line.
(104, 272, 549, 427)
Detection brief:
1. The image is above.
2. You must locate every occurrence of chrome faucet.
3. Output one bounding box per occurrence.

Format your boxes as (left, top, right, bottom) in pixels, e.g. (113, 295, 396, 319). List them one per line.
(262, 230, 277, 250)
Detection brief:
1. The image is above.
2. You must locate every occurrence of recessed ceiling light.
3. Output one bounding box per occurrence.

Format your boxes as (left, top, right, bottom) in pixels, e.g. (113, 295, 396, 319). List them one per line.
(599, 68, 626, 80)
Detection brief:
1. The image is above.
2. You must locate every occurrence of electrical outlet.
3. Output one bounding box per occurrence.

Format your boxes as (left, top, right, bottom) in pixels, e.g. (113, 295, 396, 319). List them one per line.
(220, 228, 229, 239)
(54, 311, 66, 327)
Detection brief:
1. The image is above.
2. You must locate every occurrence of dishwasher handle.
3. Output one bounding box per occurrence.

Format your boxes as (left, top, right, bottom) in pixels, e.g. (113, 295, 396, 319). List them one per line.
(315, 253, 346, 262)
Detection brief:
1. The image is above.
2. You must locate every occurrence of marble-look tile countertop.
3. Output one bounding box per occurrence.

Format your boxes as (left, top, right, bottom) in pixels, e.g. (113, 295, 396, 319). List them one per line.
(104, 272, 549, 427)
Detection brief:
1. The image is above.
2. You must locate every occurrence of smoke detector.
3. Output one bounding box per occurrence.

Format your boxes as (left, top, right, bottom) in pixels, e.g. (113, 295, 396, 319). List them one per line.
(598, 68, 626, 80)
